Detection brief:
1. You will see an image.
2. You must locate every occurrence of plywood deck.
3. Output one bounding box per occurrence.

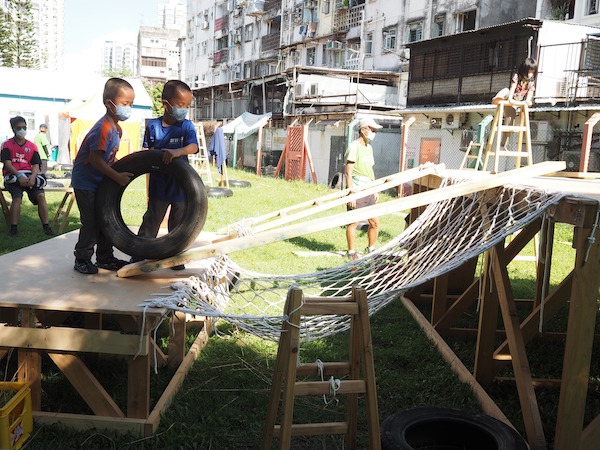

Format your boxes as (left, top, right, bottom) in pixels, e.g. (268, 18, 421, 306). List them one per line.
(0, 230, 216, 315)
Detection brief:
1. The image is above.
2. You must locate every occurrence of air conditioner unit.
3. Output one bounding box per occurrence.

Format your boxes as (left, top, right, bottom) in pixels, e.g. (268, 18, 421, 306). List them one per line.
(203, 8, 209, 16)
(326, 40, 343, 50)
(233, 6, 242, 16)
(309, 83, 319, 96)
(442, 113, 459, 129)
(295, 82, 305, 97)
(208, 52, 214, 59)
(530, 120, 552, 142)
(227, 0, 234, 11)
(202, 20, 210, 29)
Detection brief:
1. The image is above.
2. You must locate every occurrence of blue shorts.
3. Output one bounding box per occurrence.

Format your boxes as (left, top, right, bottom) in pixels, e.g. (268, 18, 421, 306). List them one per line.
(4, 183, 44, 205)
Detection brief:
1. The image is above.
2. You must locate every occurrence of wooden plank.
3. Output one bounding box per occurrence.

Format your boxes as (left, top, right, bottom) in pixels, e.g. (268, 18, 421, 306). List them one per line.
(273, 422, 348, 436)
(431, 273, 449, 329)
(0, 326, 149, 355)
(128, 354, 150, 419)
(33, 411, 146, 437)
(474, 251, 500, 385)
(296, 362, 350, 376)
(491, 243, 546, 450)
(400, 295, 513, 427)
(146, 319, 213, 436)
(294, 380, 366, 396)
(554, 228, 600, 450)
(300, 302, 359, 316)
(49, 352, 125, 417)
(119, 161, 566, 277)
(168, 311, 186, 369)
(581, 413, 600, 450)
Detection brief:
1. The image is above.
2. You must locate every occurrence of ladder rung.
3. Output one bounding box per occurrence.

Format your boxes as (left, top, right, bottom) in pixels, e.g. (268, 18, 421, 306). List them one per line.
(498, 125, 528, 132)
(273, 422, 348, 436)
(301, 303, 359, 315)
(465, 155, 481, 160)
(493, 151, 531, 157)
(296, 362, 350, 376)
(294, 380, 366, 396)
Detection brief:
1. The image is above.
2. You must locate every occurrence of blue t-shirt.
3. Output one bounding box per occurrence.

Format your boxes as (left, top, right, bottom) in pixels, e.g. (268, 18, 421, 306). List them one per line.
(71, 115, 121, 192)
(145, 118, 198, 202)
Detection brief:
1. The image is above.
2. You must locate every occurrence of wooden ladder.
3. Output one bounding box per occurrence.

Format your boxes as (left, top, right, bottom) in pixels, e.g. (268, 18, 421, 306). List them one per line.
(192, 123, 213, 187)
(460, 140, 484, 170)
(483, 100, 533, 173)
(262, 286, 380, 450)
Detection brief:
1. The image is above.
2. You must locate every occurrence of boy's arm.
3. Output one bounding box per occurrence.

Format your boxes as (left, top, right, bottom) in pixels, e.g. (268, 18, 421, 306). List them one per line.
(162, 143, 199, 164)
(89, 151, 133, 186)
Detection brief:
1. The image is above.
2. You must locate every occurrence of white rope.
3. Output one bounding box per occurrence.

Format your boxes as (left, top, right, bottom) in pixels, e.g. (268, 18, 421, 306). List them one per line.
(316, 359, 341, 406)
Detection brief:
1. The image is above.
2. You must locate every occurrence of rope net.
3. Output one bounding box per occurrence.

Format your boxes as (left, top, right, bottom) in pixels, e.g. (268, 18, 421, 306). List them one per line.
(141, 179, 566, 342)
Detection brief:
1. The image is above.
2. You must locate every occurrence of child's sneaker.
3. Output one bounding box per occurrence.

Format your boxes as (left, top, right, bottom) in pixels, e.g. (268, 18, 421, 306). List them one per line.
(8, 225, 17, 237)
(365, 246, 375, 254)
(43, 224, 55, 236)
(96, 256, 129, 271)
(346, 250, 361, 261)
(74, 259, 98, 274)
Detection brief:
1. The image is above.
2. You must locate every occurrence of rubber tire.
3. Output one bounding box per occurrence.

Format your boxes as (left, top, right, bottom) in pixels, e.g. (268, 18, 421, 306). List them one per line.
(96, 149, 208, 260)
(329, 172, 343, 189)
(380, 406, 528, 450)
(208, 187, 234, 198)
(228, 179, 251, 188)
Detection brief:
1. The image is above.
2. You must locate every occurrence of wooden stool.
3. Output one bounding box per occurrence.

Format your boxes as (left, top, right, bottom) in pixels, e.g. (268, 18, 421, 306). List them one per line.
(262, 286, 380, 450)
(483, 101, 533, 173)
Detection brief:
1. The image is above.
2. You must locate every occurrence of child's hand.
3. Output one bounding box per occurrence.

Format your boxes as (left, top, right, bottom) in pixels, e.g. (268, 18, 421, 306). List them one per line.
(114, 171, 134, 187)
(162, 149, 179, 164)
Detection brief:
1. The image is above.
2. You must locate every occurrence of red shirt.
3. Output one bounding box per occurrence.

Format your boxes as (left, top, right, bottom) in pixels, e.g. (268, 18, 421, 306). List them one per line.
(1, 138, 41, 175)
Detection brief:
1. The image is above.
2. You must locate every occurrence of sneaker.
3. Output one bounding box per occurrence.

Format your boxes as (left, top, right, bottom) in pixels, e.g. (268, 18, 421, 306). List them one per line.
(8, 226, 17, 237)
(43, 225, 55, 236)
(96, 256, 129, 271)
(171, 264, 186, 271)
(346, 250, 361, 261)
(365, 246, 375, 254)
(74, 259, 98, 274)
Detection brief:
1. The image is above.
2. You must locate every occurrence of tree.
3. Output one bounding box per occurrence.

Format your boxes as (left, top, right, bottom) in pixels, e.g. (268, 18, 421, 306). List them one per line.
(143, 80, 165, 117)
(12, 0, 38, 68)
(102, 67, 134, 78)
(0, 0, 38, 68)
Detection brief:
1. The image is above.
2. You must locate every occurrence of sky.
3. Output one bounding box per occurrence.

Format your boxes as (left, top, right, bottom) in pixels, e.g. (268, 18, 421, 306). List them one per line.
(63, 0, 164, 72)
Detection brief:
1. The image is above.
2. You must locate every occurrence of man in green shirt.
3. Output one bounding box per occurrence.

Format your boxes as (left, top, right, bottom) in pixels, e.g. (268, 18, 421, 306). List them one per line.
(34, 123, 50, 174)
(344, 117, 382, 260)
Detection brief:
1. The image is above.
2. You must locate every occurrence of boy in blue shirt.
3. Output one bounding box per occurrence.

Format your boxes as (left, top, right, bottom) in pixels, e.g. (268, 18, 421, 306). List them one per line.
(131, 80, 198, 269)
(71, 78, 135, 274)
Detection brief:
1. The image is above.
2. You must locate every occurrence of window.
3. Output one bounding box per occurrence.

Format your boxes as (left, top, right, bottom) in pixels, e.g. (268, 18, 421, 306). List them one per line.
(408, 21, 423, 43)
(244, 23, 253, 42)
(364, 33, 373, 55)
(590, 0, 599, 14)
(306, 47, 316, 65)
(201, 41, 208, 55)
(433, 14, 445, 37)
(456, 10, 476, 32)
(383, 28, 396, 50)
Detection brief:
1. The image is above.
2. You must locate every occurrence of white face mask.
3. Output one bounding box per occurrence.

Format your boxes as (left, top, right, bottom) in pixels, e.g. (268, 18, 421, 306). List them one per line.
(364, 130, 376, 142)
(16, 129, 27, 138)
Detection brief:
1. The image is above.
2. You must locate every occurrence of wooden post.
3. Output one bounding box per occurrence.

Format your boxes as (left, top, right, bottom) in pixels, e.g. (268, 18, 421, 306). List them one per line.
(256, 125, 264, 176)
(579, 112, 600, 173)
(399, 116, 415, 197)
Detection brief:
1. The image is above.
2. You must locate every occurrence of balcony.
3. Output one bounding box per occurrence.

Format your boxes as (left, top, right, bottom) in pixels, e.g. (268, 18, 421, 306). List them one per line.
(215, 15, 229, 32)
(261, 33, 280, 52)
(213, 49, 229, 64)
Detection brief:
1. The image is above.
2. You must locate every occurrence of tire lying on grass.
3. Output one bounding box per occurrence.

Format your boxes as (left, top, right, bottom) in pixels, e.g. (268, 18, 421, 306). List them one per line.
(227, 179, 251, 188)
(208, 187, 234, 198)
(96, 149, 208, 260)
(380, 406, 528, 450)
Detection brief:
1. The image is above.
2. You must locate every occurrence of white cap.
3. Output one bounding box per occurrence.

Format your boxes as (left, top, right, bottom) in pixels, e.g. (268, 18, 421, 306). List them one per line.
(358, 117, 383, 130)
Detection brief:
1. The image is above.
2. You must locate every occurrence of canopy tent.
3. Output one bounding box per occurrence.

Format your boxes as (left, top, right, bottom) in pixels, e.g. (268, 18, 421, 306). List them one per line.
(222, 111, 272, 169)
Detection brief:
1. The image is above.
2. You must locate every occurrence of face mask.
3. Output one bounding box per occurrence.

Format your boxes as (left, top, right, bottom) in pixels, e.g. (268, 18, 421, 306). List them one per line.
(110, 100, 132, 121)
(166, 101, 188, 122)
(364, 130, 376, 142)
(16, 129, 27, 138)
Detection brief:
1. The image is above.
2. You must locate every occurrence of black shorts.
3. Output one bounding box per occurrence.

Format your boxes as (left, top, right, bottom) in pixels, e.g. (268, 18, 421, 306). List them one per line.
(347, 194, 377, 211)
(4, 183, 44, 205)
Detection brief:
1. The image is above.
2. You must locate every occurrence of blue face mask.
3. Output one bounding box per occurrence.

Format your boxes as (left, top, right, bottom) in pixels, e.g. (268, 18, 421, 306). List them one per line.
(110, 100, 132, 121)
(166, 101, 188, 122)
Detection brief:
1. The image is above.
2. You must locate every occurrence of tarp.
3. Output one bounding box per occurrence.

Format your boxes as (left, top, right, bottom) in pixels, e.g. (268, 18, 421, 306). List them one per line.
(222, 111, 272, 140)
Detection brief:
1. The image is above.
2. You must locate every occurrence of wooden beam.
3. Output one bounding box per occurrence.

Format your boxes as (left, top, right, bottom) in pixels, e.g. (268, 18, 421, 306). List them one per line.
(0, 326, 149, 355)
(581, 413, 600, 450)
(128, 354, 150, 419)
(491, 243, 546, 450)
(33, 411, 146, 436)
(554, 228, 600, 449)
(168, 311, 186, 369)
(119, 161, 566, 277)
(49, 352, 125, 417)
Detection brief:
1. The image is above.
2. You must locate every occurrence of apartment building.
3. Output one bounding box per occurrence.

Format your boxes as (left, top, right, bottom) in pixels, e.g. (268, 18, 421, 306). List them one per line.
(100, 40, 137, 76)
(138, 26, 183, 82)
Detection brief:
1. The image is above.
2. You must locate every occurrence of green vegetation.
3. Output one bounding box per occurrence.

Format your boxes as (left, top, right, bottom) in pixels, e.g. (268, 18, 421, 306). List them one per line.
(0, 166, 597, 449)
(0, 0, 37, 68)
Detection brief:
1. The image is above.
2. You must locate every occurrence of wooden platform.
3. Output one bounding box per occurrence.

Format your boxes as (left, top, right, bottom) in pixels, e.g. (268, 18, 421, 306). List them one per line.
(408, 170, 600, 450)
(0, 230, 216, 436)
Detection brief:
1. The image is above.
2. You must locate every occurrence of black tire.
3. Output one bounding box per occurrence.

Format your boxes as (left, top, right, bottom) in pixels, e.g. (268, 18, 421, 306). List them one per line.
(329, 172, 343, 189)
(208, 187, 233, 198)
(96, 150, 208, 260)
(228, 179, 251, 188)
(380, 406, 528, 450)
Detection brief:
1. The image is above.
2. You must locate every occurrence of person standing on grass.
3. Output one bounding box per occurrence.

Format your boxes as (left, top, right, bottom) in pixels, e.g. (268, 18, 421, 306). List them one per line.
(129, 80, 198, 271)
(1, 116, 54, 237)
(71, 78, 135, 275)
(345, 117, 382, 261)
(492, 57, 538, 150)
(34, 123, 50, 174)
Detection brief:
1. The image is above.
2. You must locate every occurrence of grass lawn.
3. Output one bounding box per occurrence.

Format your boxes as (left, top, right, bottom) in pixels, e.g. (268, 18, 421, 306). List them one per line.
(1, 165, 598, 449)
